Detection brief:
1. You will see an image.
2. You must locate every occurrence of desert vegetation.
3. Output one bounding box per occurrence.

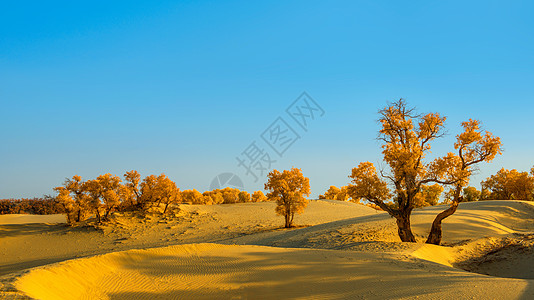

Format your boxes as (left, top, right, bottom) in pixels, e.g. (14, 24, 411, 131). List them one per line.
(264, 168, 311, 228)
(347, 99, 503, 244)
(0, 197, 65, 215)
(481, 167, 534, 201)
(45, 171, 273, 226)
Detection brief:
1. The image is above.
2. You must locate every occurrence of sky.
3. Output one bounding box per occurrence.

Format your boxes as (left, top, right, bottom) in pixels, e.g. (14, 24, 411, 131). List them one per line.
(1, 0, 533, 198)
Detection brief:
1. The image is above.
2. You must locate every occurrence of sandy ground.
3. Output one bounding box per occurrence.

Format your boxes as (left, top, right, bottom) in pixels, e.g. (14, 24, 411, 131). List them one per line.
(0, 214, 66, 225)
(2, 199, 534, 299)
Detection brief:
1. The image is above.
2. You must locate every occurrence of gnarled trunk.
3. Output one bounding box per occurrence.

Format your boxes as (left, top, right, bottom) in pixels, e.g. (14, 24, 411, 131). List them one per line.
(396, 215, 416, 242)
(426, 198, 460, 245)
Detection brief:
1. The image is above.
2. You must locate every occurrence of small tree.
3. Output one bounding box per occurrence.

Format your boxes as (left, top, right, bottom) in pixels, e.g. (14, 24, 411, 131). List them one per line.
(414, 184, 444, 207)
(220, 187, 240, 204)
(238, 191, 251, 203)
(155, 174, 180, 213)
(54, 187, 76, 224)
(123, 170, 141, 208)
(264, 168, 310, 228)
(83, 179, 104, 223)
(54, 175, 89, 223)
(463, 186, 481, 202)
(139, 175, 159, 209)
(97, 173, 123, 220)
(213, 192, 224, 204)
(321, 186, 341, 200)
(181, 189, 204, 204)
(251, 190, 267, 202)
(319, 186, 351, 201)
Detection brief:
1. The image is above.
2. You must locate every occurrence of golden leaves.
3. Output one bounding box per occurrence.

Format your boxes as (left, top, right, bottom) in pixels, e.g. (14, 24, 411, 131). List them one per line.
(265, 168, 311, 227)
(347, 162, 391, 204)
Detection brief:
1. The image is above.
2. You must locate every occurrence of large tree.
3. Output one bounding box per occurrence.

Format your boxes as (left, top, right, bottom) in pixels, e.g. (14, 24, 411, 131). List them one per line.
(264, 168, 310, 228)
(348, 100, 502, 244)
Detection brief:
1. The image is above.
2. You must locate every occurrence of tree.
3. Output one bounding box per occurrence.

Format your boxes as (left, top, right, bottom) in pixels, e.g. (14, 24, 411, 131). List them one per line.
(414, 184, 444, 207)
(220, 187, 240, 204)
(55, 187, 76, 224)
(336, 186, 350, 201)
(150, 174, 181, 213)
(123, 170, 141, 208)
(83, 179, 104, 223)
(96, 173, 123, 220)
(83, 173, 124, 222)
(55, 175, 89, 223)
(238, 191, 251, 203)
(463, 186, 481, 202)
(480, 188, 491, 201)
(251, 190, 268, 202)
(425, 119, 502, 244)
(481, 168, 534, 200)
(348, 100, 448, 242)
(264, 168, 310, 228)
(319, 186, 352, 201)
(203, 191, 224, 204)
(320, 186, 341, 200)
(181, 189, 204, 204)
(348, 100, 502, 244)
(139, 175, 159, 209)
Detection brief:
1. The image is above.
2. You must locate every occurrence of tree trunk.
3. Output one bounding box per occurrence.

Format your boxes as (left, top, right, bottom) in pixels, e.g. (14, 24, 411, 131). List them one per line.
(285, 213, 291, 228)
(426, 198, 460, 245)
(396, 215, 416, 242)
(163, 203, 170, 214)
(95, 209, 101, 224)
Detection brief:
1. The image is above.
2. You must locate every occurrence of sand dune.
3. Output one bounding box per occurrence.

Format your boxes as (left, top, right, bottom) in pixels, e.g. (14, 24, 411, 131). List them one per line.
(12, 243, 531, 300)
(4, 200, 534, 299)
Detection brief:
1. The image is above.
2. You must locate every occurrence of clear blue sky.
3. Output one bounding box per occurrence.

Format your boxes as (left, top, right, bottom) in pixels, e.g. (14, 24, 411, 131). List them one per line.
(1, 0, 533, 198)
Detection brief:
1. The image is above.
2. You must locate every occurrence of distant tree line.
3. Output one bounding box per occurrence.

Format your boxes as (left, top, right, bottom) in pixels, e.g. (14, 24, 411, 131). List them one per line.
(0, 197, 65, 215)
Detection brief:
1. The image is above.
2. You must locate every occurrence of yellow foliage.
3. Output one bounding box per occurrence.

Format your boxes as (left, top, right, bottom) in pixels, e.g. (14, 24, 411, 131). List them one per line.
(264, 168, 310, 228)
(320, 185, 353, 202)
(349, 100, 502, 243)
(251, 191, 267, 202)
(414, 184, 444, 207)
(181, 189, 204, 204)
(462, 186, 481, 202)
(347, 162, 391, 209)
(481, 168, 534, 200)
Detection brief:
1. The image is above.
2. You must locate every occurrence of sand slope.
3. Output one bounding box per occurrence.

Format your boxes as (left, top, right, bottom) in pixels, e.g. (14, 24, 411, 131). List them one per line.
(0, 201, 377, 276)
(14, 243, 530, 300)
(4, 200, 534, 299)
(0, 214, 66, 225)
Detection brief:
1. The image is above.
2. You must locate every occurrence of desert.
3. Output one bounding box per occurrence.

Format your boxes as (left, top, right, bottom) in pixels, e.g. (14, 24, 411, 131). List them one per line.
(2, 1, 533, 299)
(3, 199, 534, 299)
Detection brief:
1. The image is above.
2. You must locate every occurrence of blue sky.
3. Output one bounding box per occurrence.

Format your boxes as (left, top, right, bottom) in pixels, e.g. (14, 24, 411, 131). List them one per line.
(1, 0, 533, 198)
